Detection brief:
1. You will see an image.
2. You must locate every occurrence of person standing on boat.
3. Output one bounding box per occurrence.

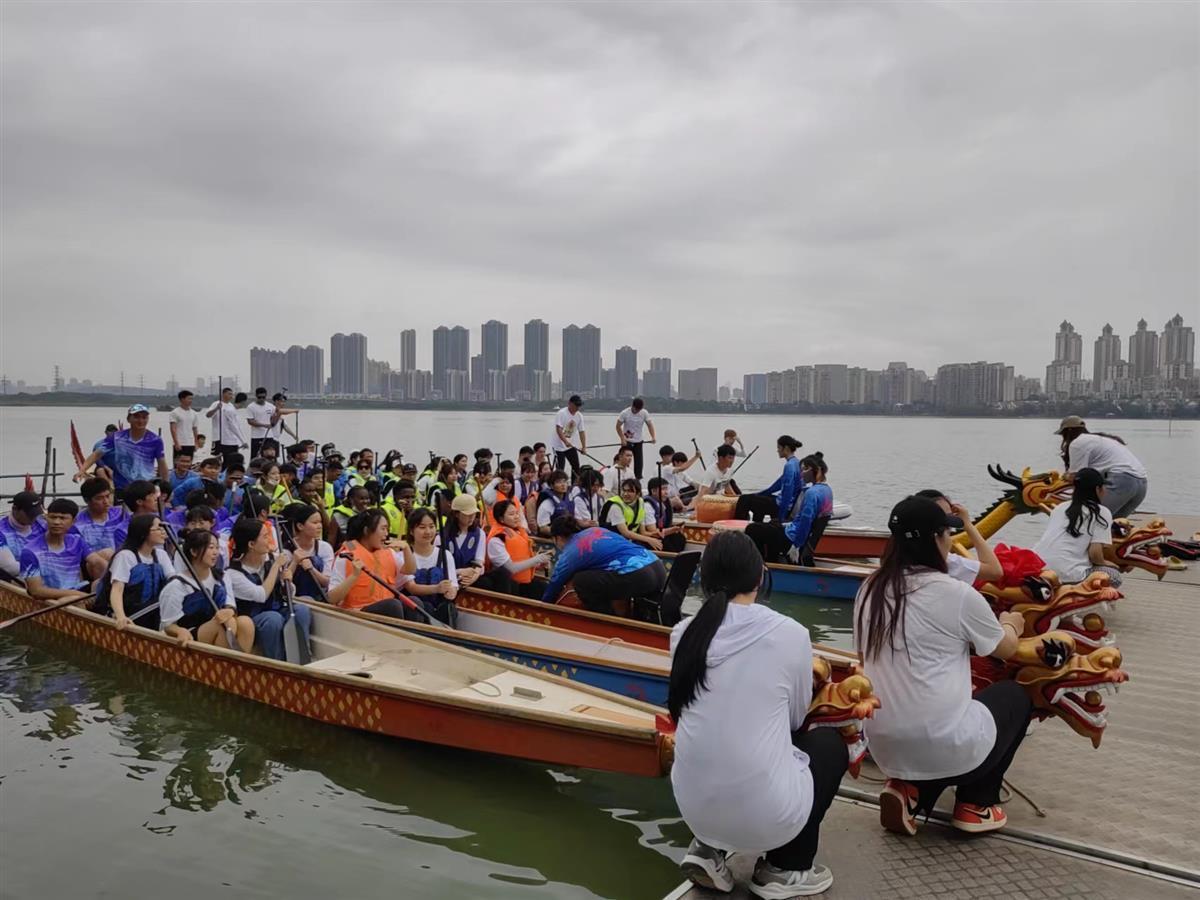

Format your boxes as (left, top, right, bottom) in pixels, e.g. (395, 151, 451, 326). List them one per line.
(912, 490, 1003, 585)
(670, 530, 847, 897)
(206, 387, 248, 463)
(74, 405, 168, 492)
(245, 388, 279, 460)
(19, 499, 98, 603)
(736, 436, 803, 524)
(855, 496, 1029, 838)
(168, 389, 202, 458)
(550, 395, 588, 477)
(327, 510, 416, 619)
(615, 398, 656, 481)
(159, 529, 255, 650)
(744, 453, 832, 566)
(1055, 416, 1148, 519)
(96, 514, 176, 630)
(1031, 468, 1122, 586)
(226, 518, 312, 660)
(480, 500, 552, 598)
(716, 429, 747, 459)
(399, 508, 459, 624)
(542, 517, 666, 616)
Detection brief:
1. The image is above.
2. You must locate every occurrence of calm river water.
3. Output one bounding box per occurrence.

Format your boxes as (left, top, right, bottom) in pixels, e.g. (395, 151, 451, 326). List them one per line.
(1, 407, 1196, 899)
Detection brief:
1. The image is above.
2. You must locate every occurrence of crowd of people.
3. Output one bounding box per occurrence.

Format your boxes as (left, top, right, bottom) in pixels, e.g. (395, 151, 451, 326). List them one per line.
(1, 397, 1152, 898)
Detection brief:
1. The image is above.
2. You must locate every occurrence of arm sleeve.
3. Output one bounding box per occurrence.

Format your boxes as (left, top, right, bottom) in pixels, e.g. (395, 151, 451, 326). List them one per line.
(777, 464, 802, 520)
(158, 581, 186, 629)
(1091, 509, 1113, 546)
(226, 568, 267, 605)
(328, 556, 352, 589)
(759, 475, 783, 496)
(959, 587, 1006, 657)
(0, 546, 17, 577)
(487, 536, 512, 569)
(109, 550, 136, 584)
(18, 548, 40, 581)
(541, 543, 579, 601)
(786, 492, 819, 547)
(536, 499, 554, 528)
(1066, 436, 1092, 474)
(787, 624, 815, 732)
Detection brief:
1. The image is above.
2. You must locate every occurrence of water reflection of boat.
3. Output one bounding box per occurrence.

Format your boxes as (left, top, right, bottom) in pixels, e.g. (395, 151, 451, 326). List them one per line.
(0, 582, 674, 777)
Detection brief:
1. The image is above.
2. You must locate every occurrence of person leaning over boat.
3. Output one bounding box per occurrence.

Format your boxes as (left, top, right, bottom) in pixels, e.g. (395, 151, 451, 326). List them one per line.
(226, 518, 312, 661)
(95, 513, 176, 630)
(542, 517, 667, 616)
(600, 478, 664, 551)
(19, 499, 100, 604)
(912, 490, 1003, 585)
(327, 509, 417, 619)
(479, 500, 553, 598)
(1031, 468, 1122, 586)
(854, 496, 1029, 837)
(671, 530, 847, 898)
(736, 435, 802, 524)
(1055, 416, 1148, 519)
(399, 508, 459, 625)
(159, 529, 255, 650)
(745, 453, 831, 567)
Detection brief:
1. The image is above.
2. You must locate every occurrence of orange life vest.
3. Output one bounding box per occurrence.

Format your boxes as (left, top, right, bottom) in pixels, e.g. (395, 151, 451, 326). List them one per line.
(486, 523, 534, 584)
(339, 542, 399, 610)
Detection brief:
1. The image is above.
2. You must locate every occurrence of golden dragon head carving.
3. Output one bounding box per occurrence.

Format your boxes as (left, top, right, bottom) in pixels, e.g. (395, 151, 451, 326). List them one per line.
(805, 655, 881, 777)
(1111, 517, 1173, 579)
(979, 570, 1122, 650)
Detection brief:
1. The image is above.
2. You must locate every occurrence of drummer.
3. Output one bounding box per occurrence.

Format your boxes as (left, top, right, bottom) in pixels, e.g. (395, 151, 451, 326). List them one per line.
(692, 445, 739, 508)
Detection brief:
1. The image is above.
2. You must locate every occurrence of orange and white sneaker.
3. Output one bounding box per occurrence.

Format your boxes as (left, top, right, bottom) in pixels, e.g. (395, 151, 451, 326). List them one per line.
(952, 802, 1007, 833)
(879, 779, 920, 836)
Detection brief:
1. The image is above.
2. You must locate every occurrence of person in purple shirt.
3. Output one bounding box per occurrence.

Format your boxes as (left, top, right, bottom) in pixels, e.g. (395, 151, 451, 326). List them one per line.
(20, 499, 100, 600)
(71, 478, 128, 580)
(543, 517, 666, 616)
(1, 492, 48, 579)
(169, 456, 222, 508)
(74, 405, 168, 491)
(112, 481, 163, 548)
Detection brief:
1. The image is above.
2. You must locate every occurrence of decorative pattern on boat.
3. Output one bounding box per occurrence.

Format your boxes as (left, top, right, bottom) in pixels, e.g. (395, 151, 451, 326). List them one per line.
(805, 657, 880, 778)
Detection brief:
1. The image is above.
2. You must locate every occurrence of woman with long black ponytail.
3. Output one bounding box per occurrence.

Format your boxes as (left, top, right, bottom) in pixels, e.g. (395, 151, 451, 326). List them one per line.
(1032, 467, 1121, 585)
(669, 530, 846, 898)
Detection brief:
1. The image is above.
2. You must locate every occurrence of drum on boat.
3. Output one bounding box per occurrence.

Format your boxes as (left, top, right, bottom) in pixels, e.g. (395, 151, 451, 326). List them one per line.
(710, 519, 749, 534)
(694, 494, 738, 523)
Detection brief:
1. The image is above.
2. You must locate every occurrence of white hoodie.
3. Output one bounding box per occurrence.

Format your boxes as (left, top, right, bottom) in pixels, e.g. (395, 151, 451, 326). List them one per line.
(669, 602, 815, 853)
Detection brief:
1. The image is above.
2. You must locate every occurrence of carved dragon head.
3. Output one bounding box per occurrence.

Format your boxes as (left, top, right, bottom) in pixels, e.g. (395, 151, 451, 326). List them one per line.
(985, 464, 1073, 516)
(979, 570, 1121, 647)
(806, 657, 880, 777)
(1111, 517, 1173, 579)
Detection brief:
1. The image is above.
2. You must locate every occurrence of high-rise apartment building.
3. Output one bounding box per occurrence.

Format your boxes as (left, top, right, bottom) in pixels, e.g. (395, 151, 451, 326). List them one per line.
(1054, 320, 1083, 365)
(743, 373, 767, 406)
(678, 367, 718, 402)
(935, 361, 1015, 409)
(482, 320, 508, 374)
(286, 344, 324, 395)
(1159, 313, 1195, 387)
(1128, 319, 1159, 380)
(1045, 321, 1083, 399)
(614, 346, 638, 399)
(250, 347, 287, 393)
(399, 329, 417, 373)
(642, 357, 672, 399)
(813, 364, 850, 404)
(432, 326, 470, 394)
(524, 319, 550, 394)
(1092, 324, 1123, 392)
(562, 324, 601, 397)
(330, 332, 368, 395)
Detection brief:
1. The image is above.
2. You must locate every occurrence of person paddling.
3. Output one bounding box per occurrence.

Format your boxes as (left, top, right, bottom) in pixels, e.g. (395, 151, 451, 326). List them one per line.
(670, 530, 847, 897)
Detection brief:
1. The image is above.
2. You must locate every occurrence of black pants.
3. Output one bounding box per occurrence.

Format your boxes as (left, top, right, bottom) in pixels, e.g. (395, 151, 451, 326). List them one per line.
(361, 598, 409, 619)
(631, 442, 645, 480)
(735, 494, 780, 523)
(912, 680, 1032, 811)
(251, 438, 267, 459)
(766, 728, 848, 872)
(745, 522, 797, 565)
(573, 560, 667, 615)
(215, 443, 241, 464)
(176, 444, 196, 459)
(554, 448, 581, 477)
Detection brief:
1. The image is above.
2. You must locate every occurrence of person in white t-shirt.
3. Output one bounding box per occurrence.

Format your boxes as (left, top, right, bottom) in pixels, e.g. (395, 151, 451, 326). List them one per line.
(207, 387, 248, 461)
(913, 490, 1003, 586)
(602, 445, 638, 497)
(246, 388, 279, 459)
(1032, 468, 1120, 585)
(550, 395, 587, 476)
(1055, 416, 1148, 519)
(614, 397, 656, 480)
(168, 390, 202, 456)
(694, 445, 738, 504)
(855, 496, 1028, 838)
(670, 530, 847, 897)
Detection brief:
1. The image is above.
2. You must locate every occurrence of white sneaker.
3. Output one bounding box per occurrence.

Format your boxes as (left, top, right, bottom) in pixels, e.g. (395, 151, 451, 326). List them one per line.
(680, 839, 735, 893)
(748, 859, 833, 898)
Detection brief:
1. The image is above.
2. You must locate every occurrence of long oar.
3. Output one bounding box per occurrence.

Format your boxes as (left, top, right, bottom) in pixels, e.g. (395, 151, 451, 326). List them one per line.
(334, 552, 450, 629)
(269, 516, 312, 664)
(730, 445, 760, 478)
(278, 518, 332, 605)
(161, 526, 238, 650)
(690, 438, 707, 467)
(579, 448, 608, 468)
(0, 592, 96, 632)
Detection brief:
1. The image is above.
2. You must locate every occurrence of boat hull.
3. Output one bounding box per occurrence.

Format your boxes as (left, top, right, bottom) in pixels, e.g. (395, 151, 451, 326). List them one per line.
(0, 585, 671, 777)
(680, 521, 888, 559)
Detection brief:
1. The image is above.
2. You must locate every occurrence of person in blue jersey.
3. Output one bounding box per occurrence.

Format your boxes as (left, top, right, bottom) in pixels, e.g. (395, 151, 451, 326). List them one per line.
(158, 529, 255, 650)
(736, 436, 803, 524)
(112, 481, 162, 548)
(74, 404, 168, 491)
(745, 453, 833, 567)
(543, 516, 667, 616)
(168, 456, 221, 509)
(225, 518, 312, 661)
(399, 508, 459, 624)
(534, 470, 575, 536)
(19, 499, 97, 602)
(91, 424, 119, 482)
(439, 494, 486, 588)
(72, 478, 128, 580)
(1, 492, 49, 578)
(96, 514, 175, 630)
(168, 448, 196, 494)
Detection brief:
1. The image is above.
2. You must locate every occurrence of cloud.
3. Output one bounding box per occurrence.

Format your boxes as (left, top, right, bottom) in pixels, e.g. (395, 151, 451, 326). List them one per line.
(1, 0, 1196, 387)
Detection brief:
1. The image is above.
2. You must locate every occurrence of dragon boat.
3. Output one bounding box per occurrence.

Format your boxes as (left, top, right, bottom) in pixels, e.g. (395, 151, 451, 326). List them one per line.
(0, 581, 677, 777)
(452, 582, 1129, 748)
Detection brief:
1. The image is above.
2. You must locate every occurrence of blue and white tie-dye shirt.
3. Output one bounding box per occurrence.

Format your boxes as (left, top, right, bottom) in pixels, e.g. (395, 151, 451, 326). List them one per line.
(70, 508, 128, 555)
(19, 534, 88, 590)
(97, 429, 164, 489)
(0, 514, 47, 564)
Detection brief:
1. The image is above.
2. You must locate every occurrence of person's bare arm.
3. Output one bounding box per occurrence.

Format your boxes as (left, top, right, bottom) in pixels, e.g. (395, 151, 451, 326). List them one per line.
(953, 504, 1003, 583)
(991, 611, 1023, 660)
(169, 420, 181, 450)
(646, 419, 656, 443)
(614, 418, 625, 443)
(26, 576, 89, 603)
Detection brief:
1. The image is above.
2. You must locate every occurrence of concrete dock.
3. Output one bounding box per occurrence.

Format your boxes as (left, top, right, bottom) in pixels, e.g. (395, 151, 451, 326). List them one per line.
(669, 514, 1200, 899)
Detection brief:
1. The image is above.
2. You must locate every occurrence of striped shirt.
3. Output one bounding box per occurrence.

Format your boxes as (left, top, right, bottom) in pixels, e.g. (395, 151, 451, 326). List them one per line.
(19, 534, 88, 590)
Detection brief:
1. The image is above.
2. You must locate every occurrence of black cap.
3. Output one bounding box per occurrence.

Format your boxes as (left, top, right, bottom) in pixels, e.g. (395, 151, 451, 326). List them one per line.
(1074, 467, 1108, 489)
(11, 491, 44, 515)
(888, 496, 963, 540)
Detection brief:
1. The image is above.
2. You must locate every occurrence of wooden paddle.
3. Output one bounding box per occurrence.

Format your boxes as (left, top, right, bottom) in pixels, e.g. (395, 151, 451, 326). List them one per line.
(730, 444, 760, 478)
(0, 592, 96, 632)
(160, 524, 239, 650)
(334, 552, 450, 629)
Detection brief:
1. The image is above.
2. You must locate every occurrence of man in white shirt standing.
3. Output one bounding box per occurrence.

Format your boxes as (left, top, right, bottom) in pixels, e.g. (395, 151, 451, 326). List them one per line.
(246, 387, 279, 459)
(207, 387, 248, 463)
(615, 397, 656, 480)
(168, 390, 202, 457)
(550, 395, 587, 477)
(1055, 417, 1149, 519)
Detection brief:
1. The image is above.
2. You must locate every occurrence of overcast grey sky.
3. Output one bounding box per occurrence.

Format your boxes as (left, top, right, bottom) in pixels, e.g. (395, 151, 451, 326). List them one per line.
(1, 1, 1196, 388)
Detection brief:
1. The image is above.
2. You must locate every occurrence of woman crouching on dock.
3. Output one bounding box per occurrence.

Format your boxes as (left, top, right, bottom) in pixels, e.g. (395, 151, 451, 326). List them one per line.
(855, 496, 1028, 836)
(669, 530, 847, 898)
(159, 529, 255, 650)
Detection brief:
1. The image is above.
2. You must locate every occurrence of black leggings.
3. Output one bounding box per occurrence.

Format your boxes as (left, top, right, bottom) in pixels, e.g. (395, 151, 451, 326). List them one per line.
(631, 442, 645, 480)
(766, 728, 848, 872)
(361, 598, 409, 619)
(572, 560, 667, 615)
(735, 494, 780, 523)
(912, 680, 1032, 810)
(554, 447, 581, 477)
(744, 522, 797, 565)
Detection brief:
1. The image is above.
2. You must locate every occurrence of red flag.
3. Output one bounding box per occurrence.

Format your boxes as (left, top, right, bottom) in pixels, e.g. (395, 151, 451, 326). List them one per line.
(24, 474, 34, 492)
(69, 420, 87, 471)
